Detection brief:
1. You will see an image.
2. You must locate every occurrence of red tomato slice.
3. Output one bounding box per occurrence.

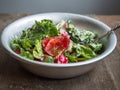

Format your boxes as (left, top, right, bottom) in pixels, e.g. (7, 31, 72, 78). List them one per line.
(45, 38, 63, 56)
(42, 36, 70, 56)
(42, 37, 51, 48)
(60, 35, 70, 48)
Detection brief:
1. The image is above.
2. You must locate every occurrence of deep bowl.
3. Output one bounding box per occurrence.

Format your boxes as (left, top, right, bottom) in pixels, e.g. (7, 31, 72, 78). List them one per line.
(1, 13, 117, 79)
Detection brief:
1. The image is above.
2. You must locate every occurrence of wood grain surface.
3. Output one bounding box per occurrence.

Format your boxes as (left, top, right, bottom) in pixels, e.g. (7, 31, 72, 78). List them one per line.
(0, 14, 120, 90)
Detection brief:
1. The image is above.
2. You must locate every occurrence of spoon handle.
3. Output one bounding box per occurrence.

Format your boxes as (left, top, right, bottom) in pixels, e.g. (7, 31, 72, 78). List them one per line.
(95, 24, 120, 42)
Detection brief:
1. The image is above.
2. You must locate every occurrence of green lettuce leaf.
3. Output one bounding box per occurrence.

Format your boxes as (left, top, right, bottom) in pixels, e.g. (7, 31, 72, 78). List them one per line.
(10, 38, 20, 51)
(20, 48, 34, 60)
(44, 56, 54, 63)
(66, 21, 97, 44)
(33, 40, 43, 59)
(89, 42, 103, 52)
(65, 44, 97, 62)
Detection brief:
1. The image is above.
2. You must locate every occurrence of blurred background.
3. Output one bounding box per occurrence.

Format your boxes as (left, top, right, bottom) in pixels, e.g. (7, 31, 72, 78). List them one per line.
(0, 0, 120, 14)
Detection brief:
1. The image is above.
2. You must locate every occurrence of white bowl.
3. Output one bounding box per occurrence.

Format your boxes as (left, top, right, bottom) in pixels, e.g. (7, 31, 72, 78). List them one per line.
(1, 13, 117, 79)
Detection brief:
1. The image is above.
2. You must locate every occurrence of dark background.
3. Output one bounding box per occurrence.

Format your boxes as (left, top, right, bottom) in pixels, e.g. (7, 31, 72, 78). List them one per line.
(0, 0, 120, 14)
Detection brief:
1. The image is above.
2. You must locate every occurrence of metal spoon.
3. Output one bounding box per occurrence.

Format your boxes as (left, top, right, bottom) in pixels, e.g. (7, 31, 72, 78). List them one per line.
(95, 24, 120, 42)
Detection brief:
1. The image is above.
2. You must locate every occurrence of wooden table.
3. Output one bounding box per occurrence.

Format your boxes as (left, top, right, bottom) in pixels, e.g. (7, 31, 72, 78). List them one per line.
(0, 14, 120, 90)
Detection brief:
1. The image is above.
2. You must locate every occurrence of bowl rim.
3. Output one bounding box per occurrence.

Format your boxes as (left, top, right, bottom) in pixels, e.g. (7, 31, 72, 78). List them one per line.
(1, 12, 117, 67)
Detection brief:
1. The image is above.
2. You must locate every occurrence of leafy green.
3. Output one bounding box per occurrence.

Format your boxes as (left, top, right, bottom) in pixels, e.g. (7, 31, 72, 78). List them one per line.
(21, 19, 60, 44)
(65, 43, 97, 62)
(89, 42, 103, 52)
(66, 21, 97, 44)
(20, 48, 34, 60)
(67, 55, 77, 62)
(77, 45, 96, 59)
(64, 20, 103, 62)
(10, 38, 20, 51)
(44, 56, 54, 63)
(33, 19, 60, 37)
(33, 40, 43, 59)
(20, 38, 32, 50)
(66, 21, 81, 43)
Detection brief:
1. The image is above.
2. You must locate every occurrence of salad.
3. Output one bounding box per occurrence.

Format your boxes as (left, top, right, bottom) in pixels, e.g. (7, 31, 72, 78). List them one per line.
(10, 19, 103, 64)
